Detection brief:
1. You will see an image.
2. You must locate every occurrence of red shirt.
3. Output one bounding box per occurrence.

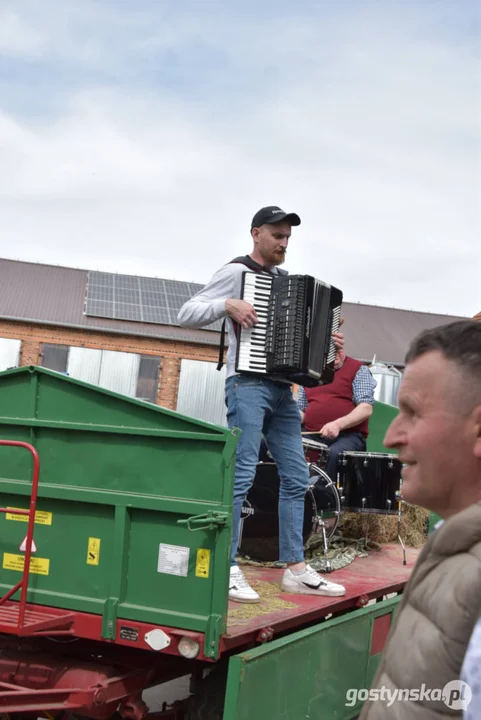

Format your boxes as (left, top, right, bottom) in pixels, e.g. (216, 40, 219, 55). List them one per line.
(303, 356, 370, 437)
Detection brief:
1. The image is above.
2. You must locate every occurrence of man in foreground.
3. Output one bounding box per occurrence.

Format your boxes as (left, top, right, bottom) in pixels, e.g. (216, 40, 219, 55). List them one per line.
(359, 319, 481, 719)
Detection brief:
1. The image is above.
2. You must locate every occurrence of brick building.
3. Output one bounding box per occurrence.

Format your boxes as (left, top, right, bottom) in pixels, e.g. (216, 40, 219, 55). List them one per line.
(0, 258, 472, 425)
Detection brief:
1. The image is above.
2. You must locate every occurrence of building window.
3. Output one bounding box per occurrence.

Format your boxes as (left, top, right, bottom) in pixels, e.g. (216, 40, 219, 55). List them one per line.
(136, 355, 161, 403)
(41, 344, 69, 373)
(41, 344, 160, 403)
(0, 338, 21, 371)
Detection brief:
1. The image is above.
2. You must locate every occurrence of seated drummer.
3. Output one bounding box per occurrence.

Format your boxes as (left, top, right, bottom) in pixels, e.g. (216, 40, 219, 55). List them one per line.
(297, 347, 377, 482)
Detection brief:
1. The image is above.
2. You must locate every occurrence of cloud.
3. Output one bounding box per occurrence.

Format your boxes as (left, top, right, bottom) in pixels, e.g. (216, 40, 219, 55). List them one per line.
(0, 0, 479, 317)
(0, 8, 45, 57)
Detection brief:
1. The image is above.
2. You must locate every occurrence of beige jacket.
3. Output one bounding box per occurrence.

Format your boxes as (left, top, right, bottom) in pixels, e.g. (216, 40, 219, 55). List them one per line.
(359, 501, 481, 719)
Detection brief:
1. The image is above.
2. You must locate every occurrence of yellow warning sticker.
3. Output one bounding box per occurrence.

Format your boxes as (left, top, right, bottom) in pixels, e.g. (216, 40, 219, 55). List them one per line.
(5, 507, 52, 525)
(195, 548, 211, 579)
(3, 553, 50, 575)
(87, 537, 101, 566)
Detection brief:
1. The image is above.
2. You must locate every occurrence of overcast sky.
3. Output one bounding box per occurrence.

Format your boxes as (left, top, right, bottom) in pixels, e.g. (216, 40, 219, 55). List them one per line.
(1, 0, 480, 317)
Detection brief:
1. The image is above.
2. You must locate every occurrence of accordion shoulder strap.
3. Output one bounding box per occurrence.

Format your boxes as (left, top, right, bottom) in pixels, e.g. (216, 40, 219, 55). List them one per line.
(216, 317, 229, 371)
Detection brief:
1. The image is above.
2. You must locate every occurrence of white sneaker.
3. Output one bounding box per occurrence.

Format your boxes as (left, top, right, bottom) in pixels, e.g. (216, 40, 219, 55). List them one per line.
(229, 566, 260, 603)
(281, 564, 346, 596)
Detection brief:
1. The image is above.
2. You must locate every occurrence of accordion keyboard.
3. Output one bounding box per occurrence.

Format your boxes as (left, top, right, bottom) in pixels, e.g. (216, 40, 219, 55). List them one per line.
(235, 272, 273, 374)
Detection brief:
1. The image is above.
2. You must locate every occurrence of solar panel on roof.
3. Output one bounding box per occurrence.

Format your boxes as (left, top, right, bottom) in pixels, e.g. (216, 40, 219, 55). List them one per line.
(115, 303, 143, 321)
(86, 300, 114, 318)
(143, 307, 171, 324)
(92, 272, 114, 286)
(85, 270, 223, 330)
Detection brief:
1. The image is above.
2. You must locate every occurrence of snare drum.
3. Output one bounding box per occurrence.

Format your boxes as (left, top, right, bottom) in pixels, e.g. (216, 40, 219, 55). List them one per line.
(337, 451, 402, 514)
(238, 462, 340, 562)
(302, 438, 330, 470)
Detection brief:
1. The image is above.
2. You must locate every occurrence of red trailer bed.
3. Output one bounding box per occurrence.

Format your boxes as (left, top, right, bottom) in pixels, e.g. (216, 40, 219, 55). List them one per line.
(223, 543, 419, 651)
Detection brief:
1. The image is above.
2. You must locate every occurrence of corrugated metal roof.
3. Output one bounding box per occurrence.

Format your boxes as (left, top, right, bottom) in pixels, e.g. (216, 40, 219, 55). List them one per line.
(0, 257, 469, 365)
(0, 258, 219, 346)
(338, 302, 469, 365)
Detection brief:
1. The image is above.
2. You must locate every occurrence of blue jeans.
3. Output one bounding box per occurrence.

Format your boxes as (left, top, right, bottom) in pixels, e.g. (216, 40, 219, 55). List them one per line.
(225, 375, 310, 565)
(304, 431, 366, 482)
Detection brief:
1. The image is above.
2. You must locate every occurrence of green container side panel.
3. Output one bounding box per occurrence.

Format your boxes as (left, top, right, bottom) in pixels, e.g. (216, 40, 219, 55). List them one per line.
(367, 402, 440, 532)
(121, 507, 230, 626)
(366, 401, 399, 454)
(0, 367, 237, 641)
(0, 371, 37, 419)
(428, 512, 442, 532)
(32, 430, 230, 502)
(224, 596, 401, 720)
(0, 366, 231, 435)
(0, 494, 113, 611)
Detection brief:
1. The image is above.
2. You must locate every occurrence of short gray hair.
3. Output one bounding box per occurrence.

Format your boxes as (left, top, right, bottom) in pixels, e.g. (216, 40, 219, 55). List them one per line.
(406, 320, 481, 382)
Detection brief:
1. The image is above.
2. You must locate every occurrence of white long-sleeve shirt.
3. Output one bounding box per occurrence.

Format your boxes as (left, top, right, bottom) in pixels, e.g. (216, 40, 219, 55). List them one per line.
(177, 261, 280, 379)
(462, 617, 481, 718)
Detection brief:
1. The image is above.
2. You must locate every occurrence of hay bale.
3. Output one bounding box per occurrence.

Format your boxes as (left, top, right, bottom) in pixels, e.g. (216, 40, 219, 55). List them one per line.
(338, 504, 429, 548)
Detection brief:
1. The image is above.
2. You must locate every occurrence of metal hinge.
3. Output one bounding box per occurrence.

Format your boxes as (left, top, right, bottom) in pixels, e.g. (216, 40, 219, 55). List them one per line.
(177, 511, 228, 532)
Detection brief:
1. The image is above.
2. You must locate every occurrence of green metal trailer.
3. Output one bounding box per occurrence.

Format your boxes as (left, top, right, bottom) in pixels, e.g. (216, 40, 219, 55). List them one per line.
(0, 367, 419, 719)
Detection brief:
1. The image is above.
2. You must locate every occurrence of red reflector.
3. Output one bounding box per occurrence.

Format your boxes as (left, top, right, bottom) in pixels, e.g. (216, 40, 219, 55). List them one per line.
(370, 614, 391, 655)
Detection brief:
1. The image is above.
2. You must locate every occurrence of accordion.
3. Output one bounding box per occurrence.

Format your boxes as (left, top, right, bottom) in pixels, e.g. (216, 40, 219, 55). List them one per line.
(235, 272, 343, 387)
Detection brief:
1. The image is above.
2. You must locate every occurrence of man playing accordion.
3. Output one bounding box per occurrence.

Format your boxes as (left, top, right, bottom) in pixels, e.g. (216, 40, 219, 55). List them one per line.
(178, 205, 346, 603)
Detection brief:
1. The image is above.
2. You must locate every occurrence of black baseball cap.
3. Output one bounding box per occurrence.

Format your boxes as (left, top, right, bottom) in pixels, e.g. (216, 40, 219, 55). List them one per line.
(250, 206, 301, 230)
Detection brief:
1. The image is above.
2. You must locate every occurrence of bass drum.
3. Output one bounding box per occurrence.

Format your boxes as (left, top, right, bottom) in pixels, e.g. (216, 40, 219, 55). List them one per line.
(337, 451, 402, 514)
(238, 462, 341, 563)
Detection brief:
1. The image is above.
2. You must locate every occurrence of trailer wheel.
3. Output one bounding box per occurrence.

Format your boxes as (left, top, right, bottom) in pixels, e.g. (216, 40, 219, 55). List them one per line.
(182, 664, 228, 720)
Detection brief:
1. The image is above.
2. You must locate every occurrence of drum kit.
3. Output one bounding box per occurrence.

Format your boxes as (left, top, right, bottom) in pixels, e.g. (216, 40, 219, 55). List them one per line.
(238, 438, 406, 569)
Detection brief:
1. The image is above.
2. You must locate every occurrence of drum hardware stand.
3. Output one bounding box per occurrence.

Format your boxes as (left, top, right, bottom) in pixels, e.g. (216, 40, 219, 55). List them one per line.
(360, 498, 371, 551)
(315, 511, 333, 573)
(311, 464, 333, 572)
(311, 462, 339, 573)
